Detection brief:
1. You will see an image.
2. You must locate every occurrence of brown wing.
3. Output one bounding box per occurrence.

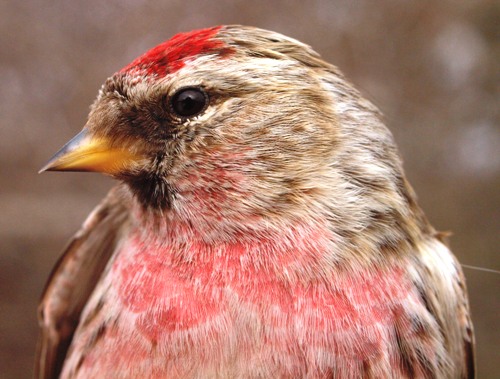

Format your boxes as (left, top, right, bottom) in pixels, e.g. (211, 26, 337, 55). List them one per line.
(458, 270, 476, 379)
(412, 238, 476, 379)
(443, 248, 476, 379)
(34, 186, 130, 379)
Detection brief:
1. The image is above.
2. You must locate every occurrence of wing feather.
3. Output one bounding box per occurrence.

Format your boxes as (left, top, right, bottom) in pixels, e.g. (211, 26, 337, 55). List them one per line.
(34, 186, 130, 379)
(412, 238, 476, 379)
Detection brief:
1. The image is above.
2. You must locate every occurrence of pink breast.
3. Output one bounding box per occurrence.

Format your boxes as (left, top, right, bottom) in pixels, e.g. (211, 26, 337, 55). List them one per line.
(113, 232, 414, 356)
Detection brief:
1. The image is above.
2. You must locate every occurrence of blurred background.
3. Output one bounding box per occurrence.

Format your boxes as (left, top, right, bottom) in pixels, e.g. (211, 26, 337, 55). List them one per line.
(1, 0, 498, 377)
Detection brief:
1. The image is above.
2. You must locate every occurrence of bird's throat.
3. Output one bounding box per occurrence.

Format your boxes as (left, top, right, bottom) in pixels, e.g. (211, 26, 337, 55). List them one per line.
(125, 174, 176, 211)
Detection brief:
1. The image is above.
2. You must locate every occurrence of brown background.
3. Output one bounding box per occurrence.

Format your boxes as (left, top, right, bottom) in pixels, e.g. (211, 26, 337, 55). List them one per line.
(1, 1, 498, 378)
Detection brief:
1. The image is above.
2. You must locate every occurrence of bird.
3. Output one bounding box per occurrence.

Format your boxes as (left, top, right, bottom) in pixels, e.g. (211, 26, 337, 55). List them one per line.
(36, 25, 475, 378)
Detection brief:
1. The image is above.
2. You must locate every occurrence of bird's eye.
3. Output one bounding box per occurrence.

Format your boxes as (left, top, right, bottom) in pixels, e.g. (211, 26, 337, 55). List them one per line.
(171, 87, 208, 118)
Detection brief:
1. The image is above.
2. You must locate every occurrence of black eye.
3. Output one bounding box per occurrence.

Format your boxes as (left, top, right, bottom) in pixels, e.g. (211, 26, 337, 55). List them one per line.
(171, 87, 208, 118)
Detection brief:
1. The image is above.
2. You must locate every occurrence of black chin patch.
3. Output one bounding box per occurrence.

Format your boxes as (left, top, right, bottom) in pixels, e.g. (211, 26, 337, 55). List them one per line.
(126, 173, 175, 210)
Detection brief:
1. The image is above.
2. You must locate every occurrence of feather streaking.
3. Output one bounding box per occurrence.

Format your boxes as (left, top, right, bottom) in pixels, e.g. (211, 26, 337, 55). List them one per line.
(36, 26, 475, 379)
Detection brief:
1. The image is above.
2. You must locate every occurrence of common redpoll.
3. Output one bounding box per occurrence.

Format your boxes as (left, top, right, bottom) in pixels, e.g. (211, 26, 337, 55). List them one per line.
(36, 26, 475, 378)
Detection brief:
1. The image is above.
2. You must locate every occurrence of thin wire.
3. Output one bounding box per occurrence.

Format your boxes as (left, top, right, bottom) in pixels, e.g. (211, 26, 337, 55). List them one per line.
(461, 264, 500, 275)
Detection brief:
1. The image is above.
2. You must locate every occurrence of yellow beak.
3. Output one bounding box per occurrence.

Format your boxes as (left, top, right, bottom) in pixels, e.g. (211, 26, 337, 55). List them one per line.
(39, 129, 143, 175)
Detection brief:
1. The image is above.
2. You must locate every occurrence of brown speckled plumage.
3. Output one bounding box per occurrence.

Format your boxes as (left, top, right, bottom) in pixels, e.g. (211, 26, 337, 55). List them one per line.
(37, 26, 474, 378)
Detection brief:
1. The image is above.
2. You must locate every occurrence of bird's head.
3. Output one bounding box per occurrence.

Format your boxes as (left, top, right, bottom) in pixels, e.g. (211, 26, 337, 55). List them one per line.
(42, 25, 423, 240)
